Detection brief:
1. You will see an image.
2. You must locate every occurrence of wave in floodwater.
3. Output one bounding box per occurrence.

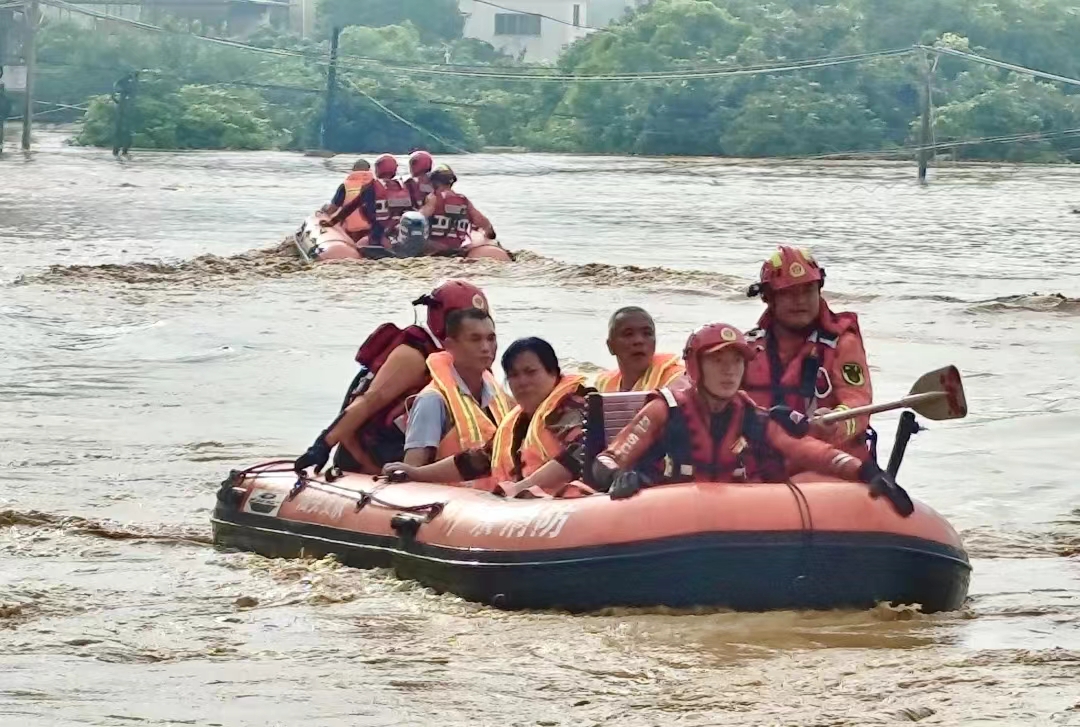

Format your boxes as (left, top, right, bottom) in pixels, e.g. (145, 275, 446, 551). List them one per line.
(965, 292, 1080, 314)
(10, 242, 1079, 315)
(0, 508, 212, 546)
(9, 242, 747, 298)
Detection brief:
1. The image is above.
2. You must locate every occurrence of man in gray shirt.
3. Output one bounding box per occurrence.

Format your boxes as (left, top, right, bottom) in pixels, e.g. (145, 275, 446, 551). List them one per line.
(403, 308, 508, 466)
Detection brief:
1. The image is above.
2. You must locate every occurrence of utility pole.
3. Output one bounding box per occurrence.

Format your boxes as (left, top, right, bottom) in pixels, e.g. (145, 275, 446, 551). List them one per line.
(0, 79, 10, 152)
(917, 52, 937, 185)
(320, 25, 340, 150)
(21, 0, 38, 151)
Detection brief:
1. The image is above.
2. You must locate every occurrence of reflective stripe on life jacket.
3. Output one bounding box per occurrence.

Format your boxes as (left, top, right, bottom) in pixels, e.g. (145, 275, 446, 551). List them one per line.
(342, 170, 373, 234)
(428, 189, 472, 248)
(656, 388, 784, 483)
(412, 351, 512, 460)
(490, 375, 587, 486)
(595, 352, 685, 393)
(385, 179, 414, 223)
(371, 180, 391, 225)
(742, 304, 860, 416)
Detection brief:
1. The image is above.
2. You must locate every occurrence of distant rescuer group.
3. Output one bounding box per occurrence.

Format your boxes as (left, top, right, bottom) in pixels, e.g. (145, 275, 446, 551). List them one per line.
(321, 150, 496, 258)
(293, 244, 913, 516)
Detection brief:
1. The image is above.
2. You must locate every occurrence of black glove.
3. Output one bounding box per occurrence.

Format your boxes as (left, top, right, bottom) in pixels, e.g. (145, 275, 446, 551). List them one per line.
(766, 405, 810, 437)
(609, 470, 651, 500)
(858, 461, 914, 517)
(590, 458, 618, 492)
(485, 227, 497, 240)
(294, 432, 332, 475)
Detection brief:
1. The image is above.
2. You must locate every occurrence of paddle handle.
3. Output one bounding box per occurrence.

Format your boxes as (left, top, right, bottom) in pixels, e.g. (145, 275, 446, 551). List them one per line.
(814, 391, 945, 424)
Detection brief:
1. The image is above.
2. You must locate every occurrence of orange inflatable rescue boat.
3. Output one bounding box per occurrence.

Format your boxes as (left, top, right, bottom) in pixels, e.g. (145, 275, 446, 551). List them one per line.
(212, 391, 971, 613)
(293, 212, 512, 263)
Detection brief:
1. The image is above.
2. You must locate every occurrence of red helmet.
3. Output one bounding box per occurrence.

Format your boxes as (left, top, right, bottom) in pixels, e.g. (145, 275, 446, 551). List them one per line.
(409, 150, 433, 177)
(413, 279, 489, 341)
(748, 246, 825, 298)
(374, 153, 398, 180)
(682, 323, 756, 386)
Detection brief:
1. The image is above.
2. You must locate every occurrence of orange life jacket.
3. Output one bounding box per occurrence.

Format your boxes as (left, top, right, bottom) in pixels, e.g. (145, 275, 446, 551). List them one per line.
(742, 304, 860, 416)
(428, 189, 472, 250)
(595, 352, 685, 393)
(342, 170, 373, 235)
(410, 351, 512, 460)
(490, 375, 586, 487)
(651, 387, 785, 483)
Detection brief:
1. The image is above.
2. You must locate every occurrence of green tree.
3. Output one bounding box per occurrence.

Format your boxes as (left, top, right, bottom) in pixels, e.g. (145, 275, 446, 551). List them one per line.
(317, 0, 463, 43)
(76, 81, 281, 150)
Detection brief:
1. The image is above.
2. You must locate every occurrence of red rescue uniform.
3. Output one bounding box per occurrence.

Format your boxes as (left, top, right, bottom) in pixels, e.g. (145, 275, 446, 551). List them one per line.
(599, 388, 864, 483)
(372, 178, 414, 238)
(406, 174, 434, 208)
(743, 301, 872, 457)
(427, 189, 478, 252)
(336, 323, 441, 472)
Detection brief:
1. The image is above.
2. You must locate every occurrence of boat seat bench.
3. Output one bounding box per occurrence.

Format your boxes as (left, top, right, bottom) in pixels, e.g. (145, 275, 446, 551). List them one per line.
(583, 391, 649, 487)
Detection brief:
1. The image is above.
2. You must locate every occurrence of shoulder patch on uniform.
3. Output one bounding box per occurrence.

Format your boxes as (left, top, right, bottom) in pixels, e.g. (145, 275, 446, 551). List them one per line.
(841, 362, 866, 386)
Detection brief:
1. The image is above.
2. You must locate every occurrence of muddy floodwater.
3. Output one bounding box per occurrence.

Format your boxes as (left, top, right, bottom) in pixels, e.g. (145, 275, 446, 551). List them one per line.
(2, 130, 1079, 726)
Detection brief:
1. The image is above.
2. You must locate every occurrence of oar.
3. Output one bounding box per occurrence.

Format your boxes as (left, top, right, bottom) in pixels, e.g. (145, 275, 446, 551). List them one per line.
(812, 365, 967, 424)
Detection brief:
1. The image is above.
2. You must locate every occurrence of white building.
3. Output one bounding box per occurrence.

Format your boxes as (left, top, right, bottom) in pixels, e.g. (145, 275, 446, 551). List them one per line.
(459, 0, 593, 63)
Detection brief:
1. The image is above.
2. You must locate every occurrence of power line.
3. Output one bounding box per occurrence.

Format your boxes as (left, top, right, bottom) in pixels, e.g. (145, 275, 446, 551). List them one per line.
(30, 0, 1080, 163)
(336, 74, 471, 154)
(921, 45, 1080, 89)
(39, 0, 918, 84)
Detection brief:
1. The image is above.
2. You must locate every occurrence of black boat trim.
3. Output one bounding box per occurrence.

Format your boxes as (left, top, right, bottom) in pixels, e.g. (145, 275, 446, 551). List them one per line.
(211, 509, 971, 570)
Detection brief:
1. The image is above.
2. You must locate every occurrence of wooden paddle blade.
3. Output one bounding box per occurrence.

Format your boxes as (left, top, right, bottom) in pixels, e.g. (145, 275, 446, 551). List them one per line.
(908, 365, 967, 420)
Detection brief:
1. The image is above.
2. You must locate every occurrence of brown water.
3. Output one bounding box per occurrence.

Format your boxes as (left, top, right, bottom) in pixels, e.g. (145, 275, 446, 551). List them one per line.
(2, 130, 1079, 726)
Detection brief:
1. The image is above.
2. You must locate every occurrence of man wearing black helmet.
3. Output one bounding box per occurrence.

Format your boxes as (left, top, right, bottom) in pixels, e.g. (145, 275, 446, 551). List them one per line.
(417, 164, 497, 254)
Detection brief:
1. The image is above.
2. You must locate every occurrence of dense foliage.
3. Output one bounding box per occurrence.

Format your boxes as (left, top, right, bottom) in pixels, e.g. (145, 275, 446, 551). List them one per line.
(545, 0, 1080, 160)
(29, 0, 1080, 160)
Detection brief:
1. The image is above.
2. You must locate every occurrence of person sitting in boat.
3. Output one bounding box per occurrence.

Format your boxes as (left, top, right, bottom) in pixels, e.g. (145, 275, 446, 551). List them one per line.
(595, 306, 685, 393)
(323, 159, 373, 242)
(293, 279, 491, 476)
(322, 154, 413, 247)
(417, 164, 497, 255)
(400, 308, 513, 467)
(405, 149, 435, 208)
(374, 153, 417, 239)
(743, 246, 874, 460)
(382, 337, 594, 498)
(590, 323, 912, 515)
(388, 211, 430, 258)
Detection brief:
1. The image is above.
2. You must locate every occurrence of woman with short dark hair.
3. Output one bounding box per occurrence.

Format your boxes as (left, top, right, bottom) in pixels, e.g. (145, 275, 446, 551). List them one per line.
(382, 337, 594, 497)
